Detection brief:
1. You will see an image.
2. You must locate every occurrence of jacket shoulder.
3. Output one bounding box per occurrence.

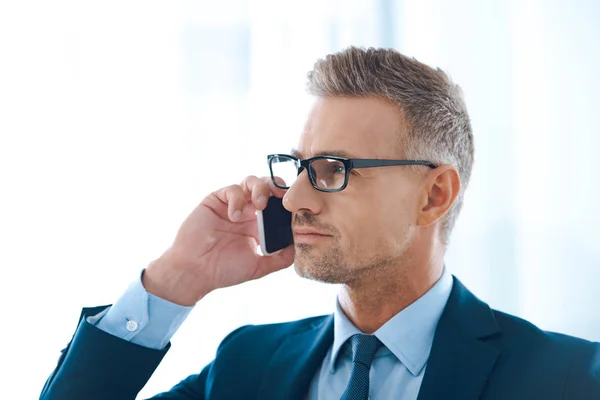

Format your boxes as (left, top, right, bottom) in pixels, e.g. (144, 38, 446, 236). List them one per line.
(487, 308, 600, 397)
(491, 309, 598, 350)
(199, 314, 330, 398)
(217, 314, 331, 354)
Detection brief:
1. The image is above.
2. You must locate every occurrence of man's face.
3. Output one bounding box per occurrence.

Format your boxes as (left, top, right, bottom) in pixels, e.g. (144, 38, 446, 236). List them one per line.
(282, 96, 425, 284)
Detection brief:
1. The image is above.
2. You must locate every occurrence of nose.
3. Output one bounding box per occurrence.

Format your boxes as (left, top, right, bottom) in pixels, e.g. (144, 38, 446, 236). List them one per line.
(282, 168, 322, 215)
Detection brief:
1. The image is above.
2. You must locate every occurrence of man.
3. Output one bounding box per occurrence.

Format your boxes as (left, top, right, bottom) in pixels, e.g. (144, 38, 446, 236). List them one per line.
(40, 47, 599, 400)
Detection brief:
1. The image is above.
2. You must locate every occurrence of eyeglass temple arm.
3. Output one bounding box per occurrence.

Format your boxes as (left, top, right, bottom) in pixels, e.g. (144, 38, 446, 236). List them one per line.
(351, 159, 436, 168)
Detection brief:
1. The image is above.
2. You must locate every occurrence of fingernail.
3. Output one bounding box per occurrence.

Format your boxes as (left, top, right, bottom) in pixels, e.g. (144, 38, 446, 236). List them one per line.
(232, 210, 242, 221)
(257, 195, 267, 205)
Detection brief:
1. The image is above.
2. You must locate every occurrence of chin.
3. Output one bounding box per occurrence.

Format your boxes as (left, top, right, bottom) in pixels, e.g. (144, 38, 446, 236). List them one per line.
(293, 260, 346, 284)
(292, 242, 352, 283)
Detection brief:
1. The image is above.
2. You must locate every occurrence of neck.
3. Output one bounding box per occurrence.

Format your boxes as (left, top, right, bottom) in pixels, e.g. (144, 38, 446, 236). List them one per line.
(337, 250, 444, 334)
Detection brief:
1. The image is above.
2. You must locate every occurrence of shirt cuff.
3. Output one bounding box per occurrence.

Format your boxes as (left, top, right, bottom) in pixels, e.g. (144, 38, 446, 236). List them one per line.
(89, 270, 194, 350)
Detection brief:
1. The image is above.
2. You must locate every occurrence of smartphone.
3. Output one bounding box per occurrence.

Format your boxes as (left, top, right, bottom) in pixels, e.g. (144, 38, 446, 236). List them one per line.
(256, 196, 293, 255)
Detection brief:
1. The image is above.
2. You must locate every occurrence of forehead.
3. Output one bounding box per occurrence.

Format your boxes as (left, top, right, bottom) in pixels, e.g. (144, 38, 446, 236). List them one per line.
(294, 96, 405, 159)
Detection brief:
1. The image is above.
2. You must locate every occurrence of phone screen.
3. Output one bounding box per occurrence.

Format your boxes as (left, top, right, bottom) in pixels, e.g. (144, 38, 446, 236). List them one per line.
(258, 196, 293, 254)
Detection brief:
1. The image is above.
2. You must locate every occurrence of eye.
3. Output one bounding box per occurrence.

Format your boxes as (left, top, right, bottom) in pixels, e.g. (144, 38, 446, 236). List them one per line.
(331, 164, 345, 174)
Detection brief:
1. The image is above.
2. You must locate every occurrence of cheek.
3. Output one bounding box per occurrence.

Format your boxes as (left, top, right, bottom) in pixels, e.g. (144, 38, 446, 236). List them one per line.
(334, 205, 386, 246)
(336, 197, 410, 249)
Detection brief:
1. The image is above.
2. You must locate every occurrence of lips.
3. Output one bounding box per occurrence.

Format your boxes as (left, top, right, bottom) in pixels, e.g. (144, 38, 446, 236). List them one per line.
(293, 228, 330, 236)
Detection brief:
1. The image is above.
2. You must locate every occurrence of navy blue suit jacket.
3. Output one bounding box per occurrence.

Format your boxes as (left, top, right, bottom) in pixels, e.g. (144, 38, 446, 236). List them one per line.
(40, 277, 600, 399)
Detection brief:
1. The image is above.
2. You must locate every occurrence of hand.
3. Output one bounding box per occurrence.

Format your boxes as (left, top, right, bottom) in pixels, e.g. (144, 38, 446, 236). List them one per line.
(143, 176, 295, 306)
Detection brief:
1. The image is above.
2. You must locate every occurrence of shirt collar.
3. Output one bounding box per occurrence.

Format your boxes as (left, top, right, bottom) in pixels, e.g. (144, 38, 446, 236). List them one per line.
(330, 268, 453, 376)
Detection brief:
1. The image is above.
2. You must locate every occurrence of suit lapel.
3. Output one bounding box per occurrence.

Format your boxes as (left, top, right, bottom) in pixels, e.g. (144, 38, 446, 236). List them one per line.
(417, 277, 501, 400)
(255, 277, 501, 400)
(257, 315, 334, 400)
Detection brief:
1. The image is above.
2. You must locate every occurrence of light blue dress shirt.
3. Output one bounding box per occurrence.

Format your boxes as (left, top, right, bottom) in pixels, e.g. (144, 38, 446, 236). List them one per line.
(91, 268, 453, 399)
(89, 270, 193, 350)
(307, 268, 453, 399)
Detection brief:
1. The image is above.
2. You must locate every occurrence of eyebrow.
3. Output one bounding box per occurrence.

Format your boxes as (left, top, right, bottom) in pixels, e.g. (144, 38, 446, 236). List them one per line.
(290, 149, 361, 159)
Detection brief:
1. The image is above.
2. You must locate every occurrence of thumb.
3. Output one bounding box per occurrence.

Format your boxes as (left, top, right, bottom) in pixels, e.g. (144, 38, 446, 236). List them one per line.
(254, 245, 295, 279)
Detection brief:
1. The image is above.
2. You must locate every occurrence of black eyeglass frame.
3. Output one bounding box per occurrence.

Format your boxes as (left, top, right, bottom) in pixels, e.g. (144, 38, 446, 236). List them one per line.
(267, 154, 437, 193)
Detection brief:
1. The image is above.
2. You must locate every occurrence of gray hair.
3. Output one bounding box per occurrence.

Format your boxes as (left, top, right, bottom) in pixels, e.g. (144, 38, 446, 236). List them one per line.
(306, 46, 474, 245)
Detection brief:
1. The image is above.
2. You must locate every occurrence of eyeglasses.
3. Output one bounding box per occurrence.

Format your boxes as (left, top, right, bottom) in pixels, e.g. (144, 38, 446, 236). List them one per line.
(267, 154, 437, 193)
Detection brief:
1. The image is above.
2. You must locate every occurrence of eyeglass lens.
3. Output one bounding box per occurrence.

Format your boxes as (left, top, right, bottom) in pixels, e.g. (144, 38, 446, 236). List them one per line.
(270, 156, 347, 190)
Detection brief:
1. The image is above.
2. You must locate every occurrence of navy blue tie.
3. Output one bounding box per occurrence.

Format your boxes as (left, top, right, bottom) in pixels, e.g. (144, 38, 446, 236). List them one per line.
(340, 334, 383, 400)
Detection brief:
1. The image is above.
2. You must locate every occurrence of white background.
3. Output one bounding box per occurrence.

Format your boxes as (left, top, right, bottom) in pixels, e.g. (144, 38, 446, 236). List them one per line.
(0, 1, 598, 398)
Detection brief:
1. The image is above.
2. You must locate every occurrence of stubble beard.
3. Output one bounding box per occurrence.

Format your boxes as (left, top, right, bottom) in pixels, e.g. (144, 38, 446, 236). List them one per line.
(293, 242, 348, 283)
(293, 240, 399, 285)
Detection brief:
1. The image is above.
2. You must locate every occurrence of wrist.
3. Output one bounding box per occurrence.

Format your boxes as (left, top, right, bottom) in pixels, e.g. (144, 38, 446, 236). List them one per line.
(143, 255, 212, 306)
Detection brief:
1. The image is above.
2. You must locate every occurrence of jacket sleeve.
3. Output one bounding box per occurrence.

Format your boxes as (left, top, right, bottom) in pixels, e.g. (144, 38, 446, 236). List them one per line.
(39, 305, 181, 400)
(146, 367, 210, 400)
(39, 306, 250, 400)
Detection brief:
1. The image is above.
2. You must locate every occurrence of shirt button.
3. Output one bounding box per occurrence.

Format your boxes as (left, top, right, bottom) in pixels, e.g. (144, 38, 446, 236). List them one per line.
(126, 320, 138, 332)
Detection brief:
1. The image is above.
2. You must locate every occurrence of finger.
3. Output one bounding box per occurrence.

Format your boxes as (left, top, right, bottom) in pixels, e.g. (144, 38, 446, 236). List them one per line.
(271, 175, 288, 191)
(241, 176, 269, 209)
(240, 176, 283, 210)
(253, 245, 295, 280)
(260, 176, 288, 198)
(236, 176, 288, 223)
(215, 184, 246, 222)
(237, 218, 259, 238)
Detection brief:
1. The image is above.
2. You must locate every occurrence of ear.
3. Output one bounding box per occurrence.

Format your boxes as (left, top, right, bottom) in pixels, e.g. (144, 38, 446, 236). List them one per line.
(416, 165, 461, 227)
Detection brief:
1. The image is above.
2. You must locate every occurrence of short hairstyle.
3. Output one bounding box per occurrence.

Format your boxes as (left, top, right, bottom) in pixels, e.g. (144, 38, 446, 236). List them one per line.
(306, 46, 474, 245)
